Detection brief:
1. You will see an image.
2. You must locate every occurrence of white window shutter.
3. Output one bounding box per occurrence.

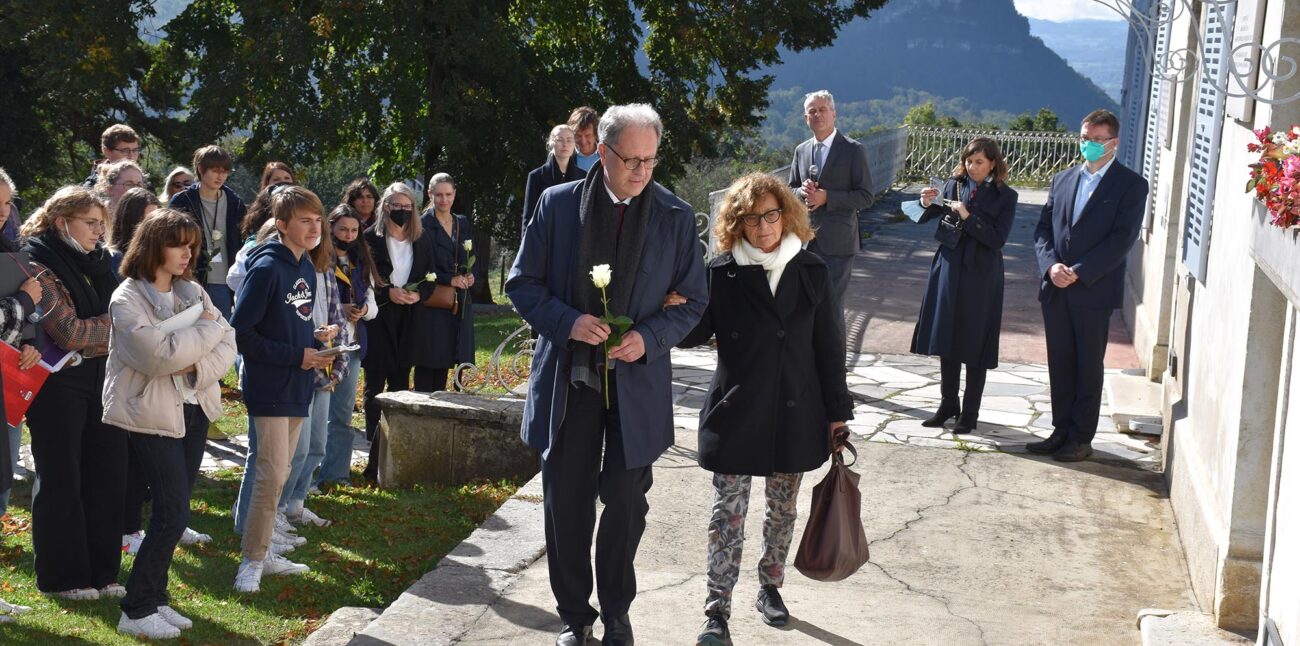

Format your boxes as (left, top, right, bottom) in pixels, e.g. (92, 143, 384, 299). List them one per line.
(1182, 2, 1237, 283)
(1119, 0, 1154, 173)
(1140, 2, 1172, 231)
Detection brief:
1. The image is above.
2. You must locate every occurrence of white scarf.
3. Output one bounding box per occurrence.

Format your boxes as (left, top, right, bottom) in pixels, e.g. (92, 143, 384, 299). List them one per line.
(731, 233, 803, 295)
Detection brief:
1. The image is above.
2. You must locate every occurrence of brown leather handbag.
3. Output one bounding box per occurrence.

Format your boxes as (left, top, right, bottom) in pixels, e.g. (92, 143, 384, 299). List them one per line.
(422, 216, 460, 314)
(793, 428, 870, 582)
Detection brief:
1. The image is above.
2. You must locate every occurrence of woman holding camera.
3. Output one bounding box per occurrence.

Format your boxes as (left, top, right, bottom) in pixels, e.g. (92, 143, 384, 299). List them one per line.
(911, 137, 1018, 434)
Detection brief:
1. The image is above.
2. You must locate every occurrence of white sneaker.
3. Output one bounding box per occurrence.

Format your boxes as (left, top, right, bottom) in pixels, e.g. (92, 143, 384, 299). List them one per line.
(118, 611, 182, 639)
(98, 583, 127, 599)
(273, 528, 306, 547)
(234, 558, 264, 593)
(122, 531, 145, 555)
(155, 605, 193, 629)
(0, 599, 32, 615)
(262, 553, 310, 577)
(269, 539, 296, 555)
(292, 507, 331, 527)
(49, 588, 98, 601)
(274, 512, 295, 534)
(178, 527, 212, 545)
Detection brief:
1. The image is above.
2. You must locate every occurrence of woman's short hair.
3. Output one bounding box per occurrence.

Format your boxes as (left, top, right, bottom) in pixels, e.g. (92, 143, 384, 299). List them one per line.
(94, 160, 144, 197)
(713, 172, 813, 253)
(376, 182, 423, 241)
(110, 188, 161, 253)
(950, 137, 1009, 185)
(119, 208, 202, 282)
(192, 145, 234, 176)
(598, 104, 663, 148)
(21, 185, 108, 238)
(259, 161, 296, 190)
(567, 106, 598, 133)
(344, 178, 380, 209)
(546, 125, 575, 154)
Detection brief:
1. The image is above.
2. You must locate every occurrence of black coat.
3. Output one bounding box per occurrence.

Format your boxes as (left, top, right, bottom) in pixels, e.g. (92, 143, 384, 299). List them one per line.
(910, 178, 1018, 369)
(522, 154, 586, 237)
(361, 226, 438, 372)
(679, 250, 854, 476)
(419, 211, 475, 369)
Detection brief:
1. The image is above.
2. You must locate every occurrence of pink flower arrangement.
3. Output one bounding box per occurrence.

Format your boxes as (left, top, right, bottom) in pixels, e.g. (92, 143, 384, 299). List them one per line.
(1247, 125, 1300, 228)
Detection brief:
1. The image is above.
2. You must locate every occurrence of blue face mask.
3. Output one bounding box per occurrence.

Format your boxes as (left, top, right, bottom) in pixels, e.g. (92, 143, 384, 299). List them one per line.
(1079, 139, 1108, 162)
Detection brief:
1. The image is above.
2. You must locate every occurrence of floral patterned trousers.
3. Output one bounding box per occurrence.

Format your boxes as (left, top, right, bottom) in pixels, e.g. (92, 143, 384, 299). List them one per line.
(703, 471, 803, 619)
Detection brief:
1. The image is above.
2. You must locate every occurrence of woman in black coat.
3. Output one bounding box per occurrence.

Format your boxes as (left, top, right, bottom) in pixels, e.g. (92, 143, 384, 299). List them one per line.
(521, 124, 585, 238)
(361, 182, 436, 481)
(910, 137, 1018, 434)
(417, 173, 475, 391)
(676, 172, 853, 644)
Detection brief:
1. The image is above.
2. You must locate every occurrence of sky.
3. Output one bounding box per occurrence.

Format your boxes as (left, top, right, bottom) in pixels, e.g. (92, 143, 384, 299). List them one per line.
(1013, 0, 1127, 22)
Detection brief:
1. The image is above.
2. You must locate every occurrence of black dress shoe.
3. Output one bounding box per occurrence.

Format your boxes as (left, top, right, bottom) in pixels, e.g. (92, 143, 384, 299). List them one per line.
(696, 614, 732, 646)
(556, 624, 593, 646)
(921, 402, 961, 427)
(952, 413, 978, 434)
(755, 584, 790, 627)
(601, 614, 633, 646)
(1026, 432, 1067, 455)
(1052, 441, 1094, 462)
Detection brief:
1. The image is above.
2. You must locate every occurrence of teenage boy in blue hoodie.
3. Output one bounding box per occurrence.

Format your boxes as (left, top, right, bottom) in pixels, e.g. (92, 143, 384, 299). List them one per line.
(229, 186, 335, 593)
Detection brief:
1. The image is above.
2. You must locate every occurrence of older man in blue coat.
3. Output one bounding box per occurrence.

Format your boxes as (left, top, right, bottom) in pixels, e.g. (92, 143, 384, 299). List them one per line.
(507, 104, 708, 646)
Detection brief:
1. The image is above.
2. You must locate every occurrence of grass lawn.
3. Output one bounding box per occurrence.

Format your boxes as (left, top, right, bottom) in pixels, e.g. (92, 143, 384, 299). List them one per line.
(0, 310, 529, 643)
(0, 471, 516, 644)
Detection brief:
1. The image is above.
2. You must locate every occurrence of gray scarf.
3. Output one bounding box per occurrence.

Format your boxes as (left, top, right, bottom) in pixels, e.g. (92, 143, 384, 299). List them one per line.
(570, 161, 652, 394)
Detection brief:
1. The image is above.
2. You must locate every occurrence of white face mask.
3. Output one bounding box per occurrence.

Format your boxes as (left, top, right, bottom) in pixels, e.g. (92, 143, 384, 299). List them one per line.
(62, 221, 91, 255)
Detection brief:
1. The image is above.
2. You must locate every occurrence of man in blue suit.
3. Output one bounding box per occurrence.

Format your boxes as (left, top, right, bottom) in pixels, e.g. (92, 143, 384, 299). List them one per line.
(507, 104, 708, 646)
(1030, 109, 1148, 462)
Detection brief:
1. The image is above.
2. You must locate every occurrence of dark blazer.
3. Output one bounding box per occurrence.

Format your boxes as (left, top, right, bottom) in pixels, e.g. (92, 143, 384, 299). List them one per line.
(522, 154, 586, 237)
(787, 131, 874, 256)
(911, 178, 1019, 369)
(169, 184, 248, 285)
(680, 250, 853, 476)
(361, 226, 438, 372)
(420, 210, 475, 368)
(506, 179, 709, 469)
(1034, 162, 1148, 309)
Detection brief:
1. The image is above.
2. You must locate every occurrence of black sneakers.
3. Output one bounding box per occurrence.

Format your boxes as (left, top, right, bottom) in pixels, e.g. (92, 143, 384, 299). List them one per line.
(755, 584, 790, 626)
(696, 614, 732, 645)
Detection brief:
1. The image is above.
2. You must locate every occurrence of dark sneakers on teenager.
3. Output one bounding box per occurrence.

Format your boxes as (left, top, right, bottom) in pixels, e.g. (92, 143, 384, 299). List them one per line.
(755, 584, 790, 626)
(696, 614, 732, 645)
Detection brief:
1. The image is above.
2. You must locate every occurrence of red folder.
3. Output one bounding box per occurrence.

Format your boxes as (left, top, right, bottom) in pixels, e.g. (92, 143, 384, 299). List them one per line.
(0, 343, 50, 426)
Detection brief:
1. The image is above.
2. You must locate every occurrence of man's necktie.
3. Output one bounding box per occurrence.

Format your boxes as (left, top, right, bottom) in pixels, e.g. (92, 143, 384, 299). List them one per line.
(812, 143, 825, 177)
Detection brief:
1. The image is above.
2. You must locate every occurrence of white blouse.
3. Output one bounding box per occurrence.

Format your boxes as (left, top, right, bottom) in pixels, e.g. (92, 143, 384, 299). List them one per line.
(386, 236, 414, 288)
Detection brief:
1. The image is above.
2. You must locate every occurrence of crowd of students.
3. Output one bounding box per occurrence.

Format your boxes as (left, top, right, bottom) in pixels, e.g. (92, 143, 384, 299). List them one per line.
(0, 123, 478, 638)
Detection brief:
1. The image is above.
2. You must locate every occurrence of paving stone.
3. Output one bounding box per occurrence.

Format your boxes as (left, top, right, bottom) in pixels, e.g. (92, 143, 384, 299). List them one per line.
(852, 365, 933, 386)
(882, 419, 949, 439)
(848, 383, 898, 401)
(982, 382, 1048, 397)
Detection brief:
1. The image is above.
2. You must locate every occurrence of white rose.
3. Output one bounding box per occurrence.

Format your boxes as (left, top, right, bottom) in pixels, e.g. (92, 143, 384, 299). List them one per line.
(463, 240, 473, 252)
(212, 230, 223, 242)
(426, 272, 437, 282)
(590, 264, 612, 289)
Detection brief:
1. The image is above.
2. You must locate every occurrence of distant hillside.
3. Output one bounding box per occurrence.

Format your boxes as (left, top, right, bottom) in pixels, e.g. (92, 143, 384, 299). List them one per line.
(759, 0, 1117, 145)
(1027, 18, 1131, 101)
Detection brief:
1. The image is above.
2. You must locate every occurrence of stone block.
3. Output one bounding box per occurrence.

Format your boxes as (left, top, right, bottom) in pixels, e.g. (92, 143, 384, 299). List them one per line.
(1105, 372, 1162, 433)
(376, 391, 538, 489)
(303, 607, 380, 646)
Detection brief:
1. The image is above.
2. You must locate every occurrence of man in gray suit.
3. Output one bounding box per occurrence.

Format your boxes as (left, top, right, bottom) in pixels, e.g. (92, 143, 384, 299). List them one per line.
(788, 90, 874, 346)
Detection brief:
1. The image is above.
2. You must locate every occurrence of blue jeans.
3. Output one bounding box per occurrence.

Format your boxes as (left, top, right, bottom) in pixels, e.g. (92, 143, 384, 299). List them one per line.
(281, 390, 329, 507)
(119, 431, 192, 618)
(204, 283, 234, 320)
(0, 423, 19, 516)
(317, 353, 361, 486)
(232, 416, 257, 534)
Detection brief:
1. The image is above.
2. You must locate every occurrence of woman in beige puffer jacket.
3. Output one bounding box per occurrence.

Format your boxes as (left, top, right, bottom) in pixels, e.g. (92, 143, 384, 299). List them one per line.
(101, 210, 235, 638)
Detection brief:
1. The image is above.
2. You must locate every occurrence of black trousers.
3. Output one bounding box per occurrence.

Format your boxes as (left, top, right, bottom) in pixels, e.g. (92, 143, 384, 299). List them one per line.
(27, 375, 128, 592)
(1041, 291, 1112, 444)
(363, 365, 410, 480)
(119, 430, 192, 618)
(939, 357, 988, 417)
(412, 367, 447, 393)
(123, 405, 209, 534)
(543, 374, 653, 628)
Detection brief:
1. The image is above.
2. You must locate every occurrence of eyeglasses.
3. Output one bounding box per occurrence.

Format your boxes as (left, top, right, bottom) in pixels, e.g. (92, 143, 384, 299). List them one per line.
(112, 146, 142, 155)
(75, 217, 107, 233)
(114, 180, 145, 189)
(169, 180, 189, 190)
(740, 208, 782, 227)
(1078, 135, 1116, 144)
(604, 144, 659, 171)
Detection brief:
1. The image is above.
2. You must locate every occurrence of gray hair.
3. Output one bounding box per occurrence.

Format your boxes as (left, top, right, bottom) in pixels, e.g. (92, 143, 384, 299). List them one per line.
(545, 124, 574, 154)
(803, 90, 835, 112)
(598, 103, 663, 148)
(0, 167, 14, 193)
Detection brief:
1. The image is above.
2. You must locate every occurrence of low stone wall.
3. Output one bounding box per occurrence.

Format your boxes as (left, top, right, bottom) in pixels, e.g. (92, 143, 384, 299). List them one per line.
(374, 391, 538, 489)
